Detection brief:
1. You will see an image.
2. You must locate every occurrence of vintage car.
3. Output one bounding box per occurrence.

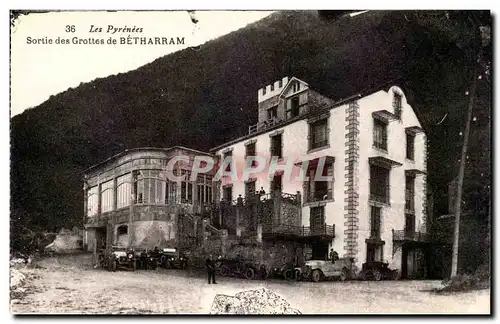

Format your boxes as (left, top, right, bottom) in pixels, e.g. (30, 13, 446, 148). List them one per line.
(359, 261, 400, 281)
(160, 248, 188, 269)
(268, 262, 298, 280)
(217, 256, 263, 280)
(100, 246, 136, 272)
(145, 248, 162, 270)
(295, 257, 357, 282)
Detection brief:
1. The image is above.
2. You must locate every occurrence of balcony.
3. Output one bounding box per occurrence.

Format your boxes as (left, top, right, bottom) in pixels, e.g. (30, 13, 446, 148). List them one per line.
(262, 223, 335, 240)
(248, 117, 283, 134)
(306, 188, 333, 203)
(392, 230, 430, 243)
(247, 101, 332, 135)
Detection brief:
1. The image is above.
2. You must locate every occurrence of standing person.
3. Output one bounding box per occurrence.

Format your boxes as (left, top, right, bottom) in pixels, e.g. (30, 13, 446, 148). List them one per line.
(329, 249, 339, 263)
(206, 254, 217, 284)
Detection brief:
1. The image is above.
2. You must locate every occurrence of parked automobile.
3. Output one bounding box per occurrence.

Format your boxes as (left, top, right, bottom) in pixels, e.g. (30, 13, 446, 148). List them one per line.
(295, 257, 357, 282)
(359, 261, 400, 281)
(268, 262, 298, 280)
(160, 248, 188, 269)
(217, 256, 262, 280)
(145, 248, 162, 270)
(99, 246, 136, 272)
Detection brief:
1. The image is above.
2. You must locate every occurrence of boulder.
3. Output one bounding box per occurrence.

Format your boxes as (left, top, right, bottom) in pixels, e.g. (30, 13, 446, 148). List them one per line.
(44, 233, 82, 254)
(210, 288, 301, 314)
(10, 268, 26, 289)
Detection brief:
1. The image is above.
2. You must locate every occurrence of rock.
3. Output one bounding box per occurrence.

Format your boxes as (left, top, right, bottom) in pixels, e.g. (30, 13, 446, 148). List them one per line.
(10, 258, 26, 267)
(10, 268, 26, 289)
(210, 288, 301, 314)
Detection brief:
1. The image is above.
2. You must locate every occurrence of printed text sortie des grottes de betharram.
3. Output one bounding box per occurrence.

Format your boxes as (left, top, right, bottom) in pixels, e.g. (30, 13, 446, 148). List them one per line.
(25, 24, 186, 45)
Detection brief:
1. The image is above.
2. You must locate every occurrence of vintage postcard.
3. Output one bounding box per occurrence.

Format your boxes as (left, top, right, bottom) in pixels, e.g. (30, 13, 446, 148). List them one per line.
(9, 9, 491, 315)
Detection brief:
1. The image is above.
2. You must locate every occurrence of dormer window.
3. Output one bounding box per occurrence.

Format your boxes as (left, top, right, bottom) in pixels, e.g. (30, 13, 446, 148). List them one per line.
(263, 88, 266, 95)
(279, 80, 283, 87)
(271, 84, 275, 91)
(287, 96, 300, 118)
(267, 106, 278, 120)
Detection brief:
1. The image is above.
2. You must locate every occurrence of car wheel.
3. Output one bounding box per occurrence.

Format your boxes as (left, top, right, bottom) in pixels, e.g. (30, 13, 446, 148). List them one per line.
(284, 269, 294, 280)
(295, 270, 302, 281)
(312, 269, 322, 283)
(245, 267, 255, 280)
(373, 270, 382, 281)
(340, 268, 348, 282)
(392, 270, 401, 280)
(111, 260, 117, 272)
(220, 265, 230, 277)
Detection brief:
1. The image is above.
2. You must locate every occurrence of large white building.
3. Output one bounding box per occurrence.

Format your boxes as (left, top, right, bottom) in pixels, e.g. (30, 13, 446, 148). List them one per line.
(211, 76, 429, 278)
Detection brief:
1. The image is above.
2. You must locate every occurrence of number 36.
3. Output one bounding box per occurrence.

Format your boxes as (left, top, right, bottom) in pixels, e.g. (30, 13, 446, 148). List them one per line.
(65, 25, 75, 33)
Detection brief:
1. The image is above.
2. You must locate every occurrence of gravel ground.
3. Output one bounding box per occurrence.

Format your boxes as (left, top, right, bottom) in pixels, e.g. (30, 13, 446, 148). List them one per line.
(10, 254, 490, 314)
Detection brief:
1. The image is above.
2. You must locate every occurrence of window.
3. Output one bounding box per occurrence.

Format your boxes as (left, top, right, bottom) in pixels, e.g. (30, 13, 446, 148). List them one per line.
(406, 133, 415, 160)
(288, 96, 300, 118)
(310, 206, 325, 234)
(267, 106, 278, 120)
(373, 118, 388, 151)
(87, 186, 99, 217)
(366, 244, 383, 262)
(271, 84, 275, 91)
(405, 213, 416, 234)
(245, 181, 256, 198)
(116, 173, 132, 209)
(135, 170, 166, 204)
(369, 164, 390, 204)
(117, 225, 128, 235)
(223, 151, 233, 172)
(310, 119, 328, 150)
(263, 88, 266, 95)
(405, 175, 415, 212)
(196, 175, 213, 204)
(370, 206, 381, 239)
(100, 180, 114, 213)
(305, 161, 333, 202)
(165, 181, 177, 204)
(393, 92, 402, 119)
(292, 82, 301, 93)
(270, 134, 283, 159)
(245, 142, 257, 167)
(271, 174, 282, 193)
(223, 186, 233, 202)
(180, 170, 193, 203)
(279, 79, 283, 87)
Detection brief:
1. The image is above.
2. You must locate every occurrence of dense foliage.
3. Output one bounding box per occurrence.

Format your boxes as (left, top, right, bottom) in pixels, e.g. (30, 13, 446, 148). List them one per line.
(11, 11, 491, 260)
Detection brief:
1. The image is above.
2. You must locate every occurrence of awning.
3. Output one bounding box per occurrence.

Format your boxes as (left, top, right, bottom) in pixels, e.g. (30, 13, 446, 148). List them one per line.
(405, 126, 424, 135)
(369, 156, 402, 168)
(405, 169, 426, 177)
(372, 110, 398, 122)
(294, 156, 335, 168)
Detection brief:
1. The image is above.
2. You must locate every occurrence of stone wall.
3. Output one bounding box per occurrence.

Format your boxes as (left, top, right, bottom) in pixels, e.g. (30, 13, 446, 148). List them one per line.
(131, 220, 176, 249)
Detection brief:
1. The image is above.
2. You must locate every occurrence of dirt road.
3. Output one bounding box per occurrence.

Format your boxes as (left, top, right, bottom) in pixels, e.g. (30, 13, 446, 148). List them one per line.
(10, 254, 490, 314)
